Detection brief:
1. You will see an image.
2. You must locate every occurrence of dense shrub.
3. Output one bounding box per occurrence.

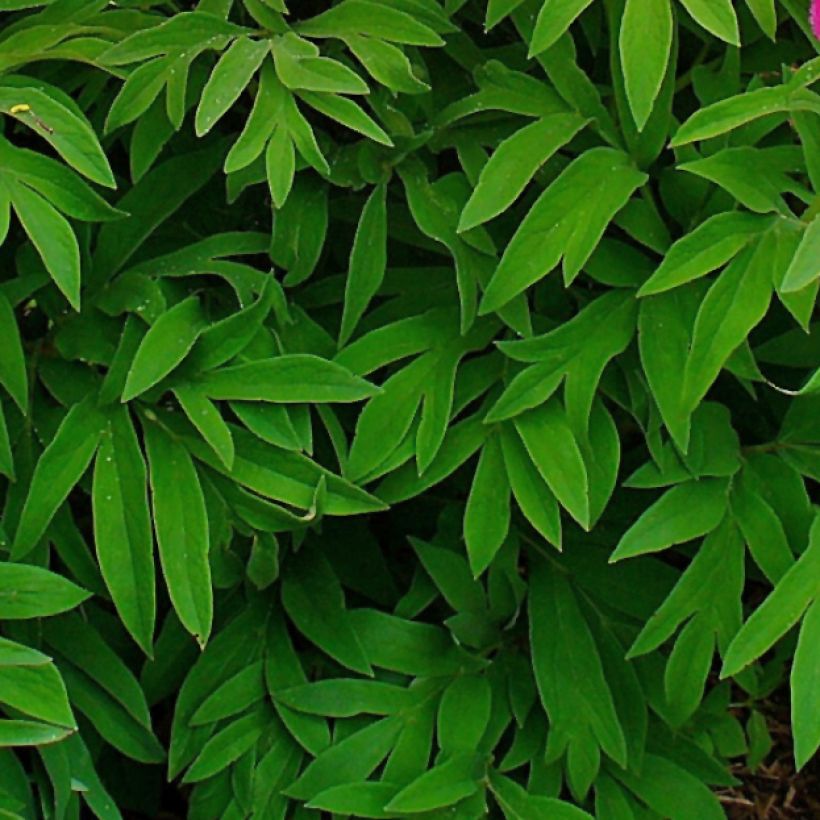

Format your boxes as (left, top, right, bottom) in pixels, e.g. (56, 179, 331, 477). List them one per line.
(0, 0, 819, 817)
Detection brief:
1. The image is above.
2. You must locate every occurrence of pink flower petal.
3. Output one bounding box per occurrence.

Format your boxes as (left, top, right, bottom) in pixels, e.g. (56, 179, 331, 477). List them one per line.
(813, 0, 820, 39)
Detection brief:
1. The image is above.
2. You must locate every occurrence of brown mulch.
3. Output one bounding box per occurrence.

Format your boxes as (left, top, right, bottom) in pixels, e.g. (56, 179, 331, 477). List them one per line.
(718, 695, 820, 819)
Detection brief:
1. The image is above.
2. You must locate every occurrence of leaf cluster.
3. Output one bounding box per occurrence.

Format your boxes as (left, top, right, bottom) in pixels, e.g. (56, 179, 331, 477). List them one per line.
(0, 0, 819, 818)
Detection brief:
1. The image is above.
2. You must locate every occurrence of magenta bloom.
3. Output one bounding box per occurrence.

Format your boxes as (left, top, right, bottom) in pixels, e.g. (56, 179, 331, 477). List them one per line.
(813, 0, 820, 39)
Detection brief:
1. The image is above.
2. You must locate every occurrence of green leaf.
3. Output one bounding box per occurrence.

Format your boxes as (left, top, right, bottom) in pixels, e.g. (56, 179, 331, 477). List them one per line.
(122, 297, 205, 401)
(480, 148, 646, 312)
(183, 709, 267, 783)
(722, 515, 820, 677)
(611, 479, 729, 561)
(781, 215, 820, 293)
(678, 147, 796, 215)
(485, 358, 566, 424)
(225, 60, 282, 173)
(464, 434, 511, 576)
(190, 661, 265, 726)
(93, 407, 155, 655)
(499, 425, 561, 549)
(0, 403, 12, 481)
(410, 537, 485, 613)
(637, 212, 769, 297)
(44, 614, 153, 729)
(0, 562, 90, 619)
(437, 675, 492, 752)
(100, 11, 248, 65)
(340, 184, 388, 346)
(682, 235, 775, 413)
(348, 609, 476, 677)
(273, 33, 369, 95)
(271, 174, 329, 283)
(638, 283, 703, 450)
(7, 178, 81, 309)
(0, 137, 124, 223)
(298, 1, 445, 46)
(0, 720, 73, 748)
(190, 425, 386, 516)
(174, 385, 235, 469)
(13, 396, 105, 559)
(730, 474, 794, 584)
(275, 679, 412, 718)
(663, 613, 714, 726)
(0, 655, 74, 728)
(105, 59, 167, 134)
(307, 782, 399, 818)
(671, 86, 790, 146)
(745, 0, 777, 38)
(628, 518, 744, 657)
(144, 421, 212, 648)
(514, 400, 589, 529)
(0, 85, 115, 187)
(613, 753, 724, 819)
(196, 355, 379, 403)
(619, 0, 673, 130)
(286, 716, 402, 800)
(282, 90, 330, 177)
(529, 0, 595, 57)
(490, 770, 594, 818)
(195, 36, 270, 136)
(188, 279, 274, 371)
(282, 543, 372, 675)
(677, 0, 739, 44)
(384, 752, 480, 812)
(792, 597, 820, 769)
(345, 34, 429, 94)
(299, 91, 392, 146)
(458, 113, 587, 232)
(529, 557, 627, 766)
(266, 126, 296, 209)
(0, 290, 27, 413)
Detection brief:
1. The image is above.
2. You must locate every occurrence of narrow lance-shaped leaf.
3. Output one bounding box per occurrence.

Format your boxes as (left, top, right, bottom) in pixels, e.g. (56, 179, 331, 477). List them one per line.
(619, 0, 673, 130)
(677, 0, 739, 44)
(780, 215, 820, 293)
(266, 126, 296, 209)
(8, 180, 81, 310)
(93, 407, 155, 655)
(0, 86, 116, 187)
(195, 36, 271, 136)
(196, 355, 380, 403)
(0, 290, 27, 412)
(671, 86, 790, 147)
(339, 184, 388, 347)
(0, 563, 90, 620)
(464, 434, 511, 576)
(281, 543, 372, 675)
(682, 234, 776, 414)
(480, 148, 646, 313)
(514, 400, 590, 529)
(611, 479, 729, 562)
(529, 556, 627, 766)
(144, 421, 213, 648)
(722, 515, 820, 677)
(173, 385, 234, 470)
(638, 212, 769, 297)
(13, 396, 105, 559)
(122, 297, 206, 401)
(793, 597, 820, 769)
(458, 112, 587, 232)
(529, 0, 595, 57)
